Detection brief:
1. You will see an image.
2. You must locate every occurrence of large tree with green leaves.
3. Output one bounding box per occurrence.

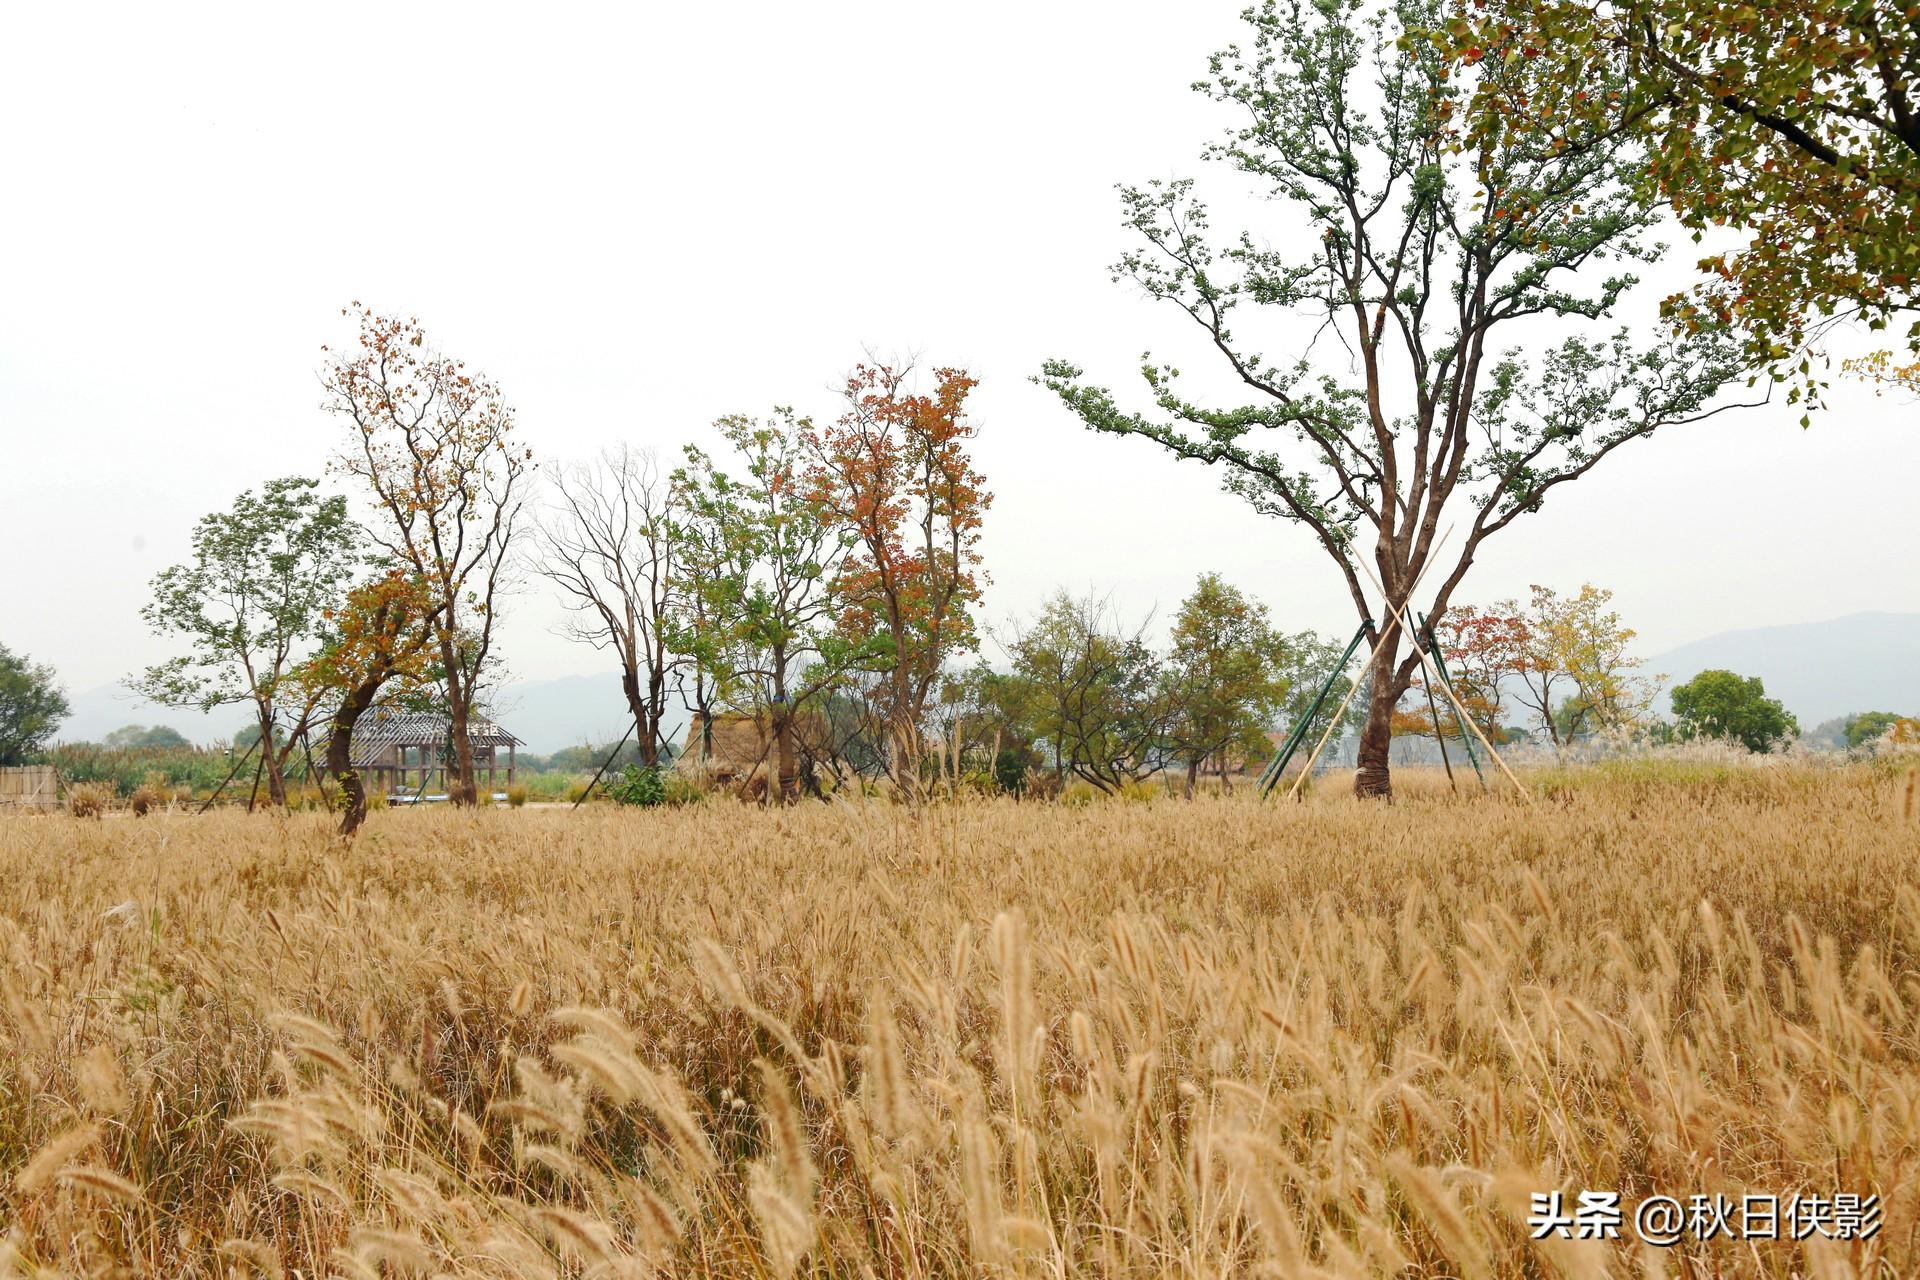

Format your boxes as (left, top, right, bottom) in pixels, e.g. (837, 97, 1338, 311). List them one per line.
(1041, 0, 1751, 797)
(1445, 0, 1920, 397)
(1670, 668, 1798, 752)
(0, 644, 69, 766)
(132, 476, 357, 806)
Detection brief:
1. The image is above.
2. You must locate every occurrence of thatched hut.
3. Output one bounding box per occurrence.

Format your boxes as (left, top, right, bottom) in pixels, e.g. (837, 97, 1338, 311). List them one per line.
(348, 710, 521, 798)
(673, 711, 827, 794)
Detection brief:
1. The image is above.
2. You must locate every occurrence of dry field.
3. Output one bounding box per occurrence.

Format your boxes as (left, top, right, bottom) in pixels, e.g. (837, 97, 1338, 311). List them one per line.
(2, 764, 1918, 1278)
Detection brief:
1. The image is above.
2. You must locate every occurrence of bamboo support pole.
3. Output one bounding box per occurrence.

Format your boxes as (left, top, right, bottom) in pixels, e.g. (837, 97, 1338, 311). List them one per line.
(1287, 529, 1454, 800)
(1351, 554, 1531, 800)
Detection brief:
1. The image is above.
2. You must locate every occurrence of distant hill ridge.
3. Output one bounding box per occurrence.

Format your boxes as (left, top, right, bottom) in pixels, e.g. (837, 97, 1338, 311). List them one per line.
(1644, 610, 1919, 728)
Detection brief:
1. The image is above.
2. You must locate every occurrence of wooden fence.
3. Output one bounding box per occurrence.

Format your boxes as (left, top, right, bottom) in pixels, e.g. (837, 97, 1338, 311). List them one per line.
(0, 765, 61, 811)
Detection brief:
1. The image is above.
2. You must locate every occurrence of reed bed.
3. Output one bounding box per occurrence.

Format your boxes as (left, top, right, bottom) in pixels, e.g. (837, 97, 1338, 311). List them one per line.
(2, 765, 1916, 1277)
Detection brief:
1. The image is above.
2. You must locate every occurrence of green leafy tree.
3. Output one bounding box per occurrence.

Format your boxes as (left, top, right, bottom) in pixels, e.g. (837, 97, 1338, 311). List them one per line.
(1445, 0, 1920, 399)
(1004, 590, 1170, 795)
(1162, 574, 1291, 796)
(1041, 0, 1750, 798)
(132, 477, 357, 807)
(1670, 668, 1799, 752)
(104, 724, 192, 750)
(1272, 631, 1373, 763)
(673, 412, 871, 802)
(928, 661, 1045, 794)
(0, 644, 70, 765)
(1844, 710, 1917, 750)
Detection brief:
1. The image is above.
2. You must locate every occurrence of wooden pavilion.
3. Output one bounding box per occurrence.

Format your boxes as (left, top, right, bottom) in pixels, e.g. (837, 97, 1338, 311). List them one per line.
(348, 710, 521, 798)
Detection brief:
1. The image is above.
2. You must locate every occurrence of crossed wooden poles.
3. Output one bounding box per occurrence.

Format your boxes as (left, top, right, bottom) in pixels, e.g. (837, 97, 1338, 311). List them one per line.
(1260, 530, 1529, 801)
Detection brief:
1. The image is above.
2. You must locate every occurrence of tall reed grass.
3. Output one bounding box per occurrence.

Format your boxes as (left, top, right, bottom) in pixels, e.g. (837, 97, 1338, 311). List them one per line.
(1, 764, 1915, 1276)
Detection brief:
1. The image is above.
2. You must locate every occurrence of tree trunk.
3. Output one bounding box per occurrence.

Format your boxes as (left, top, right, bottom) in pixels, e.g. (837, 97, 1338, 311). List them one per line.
(446, 695, 476, 805)
(622, 665, 658, 769)
(773, 706, 796, 804)
(889, 645, 920, 802)
(1185, 758, 1199, 799)
(257, 704, 288, 808)
(439, 625, 478, 806)
(1353, 631, 1403, 800)
(771, 644, 795, 804)
(326, 682, 377, 838)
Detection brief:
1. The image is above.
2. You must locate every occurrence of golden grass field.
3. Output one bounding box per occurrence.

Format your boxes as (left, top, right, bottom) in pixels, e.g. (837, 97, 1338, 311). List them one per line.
(3, 762, 1918, 1278)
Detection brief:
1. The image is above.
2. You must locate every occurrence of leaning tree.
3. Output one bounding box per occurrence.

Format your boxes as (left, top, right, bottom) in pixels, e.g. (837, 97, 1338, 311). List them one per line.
(1042, 0, 1755, 797)
(300, 570, 443, 837)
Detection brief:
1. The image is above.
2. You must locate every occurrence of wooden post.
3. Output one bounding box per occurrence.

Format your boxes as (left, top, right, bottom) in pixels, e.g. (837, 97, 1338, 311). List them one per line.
(197, 740, 260, 814)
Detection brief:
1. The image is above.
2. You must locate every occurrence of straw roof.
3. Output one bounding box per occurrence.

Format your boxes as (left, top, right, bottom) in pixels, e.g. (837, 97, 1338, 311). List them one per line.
(348, 710, 521, 767)
(673, 711, 825, 781)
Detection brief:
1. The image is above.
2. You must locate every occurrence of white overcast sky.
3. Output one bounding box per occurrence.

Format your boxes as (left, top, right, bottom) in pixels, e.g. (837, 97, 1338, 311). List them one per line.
(2, 2, 1915, 700)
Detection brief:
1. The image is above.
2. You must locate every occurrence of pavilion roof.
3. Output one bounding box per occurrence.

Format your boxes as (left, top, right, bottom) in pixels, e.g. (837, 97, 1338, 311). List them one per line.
(348, 711, 521, 766)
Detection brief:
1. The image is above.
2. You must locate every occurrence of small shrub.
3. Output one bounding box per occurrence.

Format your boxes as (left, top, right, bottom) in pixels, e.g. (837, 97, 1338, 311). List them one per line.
(129, 784, 166, 817)
(993, 749, 1031, 796)
(662, 772, 704, 807)
(67, 783, 114, 819)
(608, 764, 667, 808)
(564, 782, 591, 805)
(506, 784, 529, 807)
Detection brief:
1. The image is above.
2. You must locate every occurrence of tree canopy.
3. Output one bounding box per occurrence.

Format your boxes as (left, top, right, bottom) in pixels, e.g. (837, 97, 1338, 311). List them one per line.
(324, 305, 531, 806)
(1446, 0, 1920, 398)
(1162, 574, 1291, 794)
(1844, 709, 1918, 749)
(104, 724, 192, 750)
(1670, 667, 1799, 752)
(0, 644, 69, 766)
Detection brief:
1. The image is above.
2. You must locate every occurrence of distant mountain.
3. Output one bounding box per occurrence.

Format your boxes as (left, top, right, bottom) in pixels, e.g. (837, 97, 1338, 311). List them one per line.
(488, 671, 673, 756)
(1645, 611, 1920, 727)
(55, 671, 660, 756)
